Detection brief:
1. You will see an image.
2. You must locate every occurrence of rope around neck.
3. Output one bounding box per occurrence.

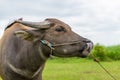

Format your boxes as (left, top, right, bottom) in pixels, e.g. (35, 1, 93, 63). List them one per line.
(41, 40, 83, 48)
(40, 40, 83, 55)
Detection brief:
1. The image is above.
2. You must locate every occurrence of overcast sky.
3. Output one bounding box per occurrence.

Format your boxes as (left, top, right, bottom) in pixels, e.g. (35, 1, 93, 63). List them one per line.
(0, 0, 120, 45)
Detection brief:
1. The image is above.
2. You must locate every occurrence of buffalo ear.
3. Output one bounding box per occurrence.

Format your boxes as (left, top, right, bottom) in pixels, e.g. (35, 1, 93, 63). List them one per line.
(14, 30, 37, 41)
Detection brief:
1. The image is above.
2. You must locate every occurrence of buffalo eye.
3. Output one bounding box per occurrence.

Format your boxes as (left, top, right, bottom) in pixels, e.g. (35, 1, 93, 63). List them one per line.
(55, 26, 64, 32)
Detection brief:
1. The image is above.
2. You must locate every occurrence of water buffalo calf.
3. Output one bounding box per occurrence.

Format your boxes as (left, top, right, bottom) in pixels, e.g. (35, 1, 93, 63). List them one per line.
(0, 18, 93, 80)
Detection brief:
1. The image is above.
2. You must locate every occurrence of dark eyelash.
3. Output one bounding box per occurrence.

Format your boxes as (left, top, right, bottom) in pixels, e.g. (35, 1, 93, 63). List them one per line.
(55, 26, 64, 32)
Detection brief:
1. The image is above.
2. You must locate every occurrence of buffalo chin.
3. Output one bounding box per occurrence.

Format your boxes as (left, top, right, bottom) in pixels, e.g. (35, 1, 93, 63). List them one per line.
(79, 50, 91, 58)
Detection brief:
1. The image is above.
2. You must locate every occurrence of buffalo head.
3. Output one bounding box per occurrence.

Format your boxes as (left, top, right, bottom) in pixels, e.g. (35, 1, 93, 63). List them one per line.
(15, 18, 93, 58)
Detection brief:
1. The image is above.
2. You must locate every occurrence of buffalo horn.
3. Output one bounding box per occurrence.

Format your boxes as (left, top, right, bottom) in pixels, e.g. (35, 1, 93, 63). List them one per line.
(15, 20, 51, 29)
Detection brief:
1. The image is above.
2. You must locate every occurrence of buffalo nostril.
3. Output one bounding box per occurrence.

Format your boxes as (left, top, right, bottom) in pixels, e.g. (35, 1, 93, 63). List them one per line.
(82, 39, 91, 43)
(85, 40, 92, 43)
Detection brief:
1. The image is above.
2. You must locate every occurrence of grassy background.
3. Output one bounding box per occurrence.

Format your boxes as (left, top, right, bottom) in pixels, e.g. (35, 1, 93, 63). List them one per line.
(42, 44, 120, 80)
(43, 58, 120, 80)
(0, 44, 120, 80)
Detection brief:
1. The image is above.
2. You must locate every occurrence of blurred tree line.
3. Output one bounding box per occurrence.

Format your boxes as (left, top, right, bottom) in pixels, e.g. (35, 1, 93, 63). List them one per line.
(90, 43, 120, 61)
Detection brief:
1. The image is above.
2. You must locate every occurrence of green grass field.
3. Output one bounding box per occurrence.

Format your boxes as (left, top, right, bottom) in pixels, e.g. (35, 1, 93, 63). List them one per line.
(0, 44, 119, 80)
(0, 58, 119, 80)
(43, 58, 120, 80)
